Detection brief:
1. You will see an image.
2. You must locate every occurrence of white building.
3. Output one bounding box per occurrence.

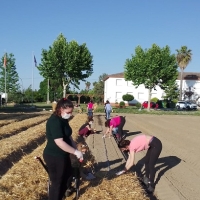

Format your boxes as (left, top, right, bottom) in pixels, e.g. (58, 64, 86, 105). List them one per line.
(104, 72, 200, 105)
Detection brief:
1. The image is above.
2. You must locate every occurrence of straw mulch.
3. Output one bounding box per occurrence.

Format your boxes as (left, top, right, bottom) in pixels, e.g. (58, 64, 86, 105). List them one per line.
(0, 113, 48, 127)
(0, 113, 93, 200)
(0, 114, 50, 139)
(77, 172, 149, 200)
(0, 143, 48, 200)
(0, 121, 47, 160)
(0, 113, 149, 200)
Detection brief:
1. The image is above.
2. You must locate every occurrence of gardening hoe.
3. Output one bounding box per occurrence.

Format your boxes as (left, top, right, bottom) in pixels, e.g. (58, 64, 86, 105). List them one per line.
(34, 156, 48, 173)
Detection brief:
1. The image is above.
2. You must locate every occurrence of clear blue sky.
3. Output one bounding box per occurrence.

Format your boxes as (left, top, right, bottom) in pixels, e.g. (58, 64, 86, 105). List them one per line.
(1, 0, 200, 91)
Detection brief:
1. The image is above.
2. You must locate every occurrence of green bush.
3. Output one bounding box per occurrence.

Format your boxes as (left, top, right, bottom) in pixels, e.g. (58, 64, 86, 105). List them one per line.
(151, 97, 159, 103)
(135, 102, 141, 108)
(122, 94, 134, 101)
(119, 101, 125, 107)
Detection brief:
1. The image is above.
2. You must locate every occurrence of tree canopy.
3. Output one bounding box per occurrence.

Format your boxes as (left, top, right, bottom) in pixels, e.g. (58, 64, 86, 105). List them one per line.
(176, 46, 192, 100)
(0, 53, 20, 101)
(38, 33, 93, 97)
(124, 44, 178, 109)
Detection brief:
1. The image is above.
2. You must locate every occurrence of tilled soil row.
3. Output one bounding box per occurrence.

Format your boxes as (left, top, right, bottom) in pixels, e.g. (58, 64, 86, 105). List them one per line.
(0, 114, 50, 140)
(0, 122, 47, 177)
(82, 114, 151, 200)
(0, 113, 46, 127)
(0, 112, 44, 120)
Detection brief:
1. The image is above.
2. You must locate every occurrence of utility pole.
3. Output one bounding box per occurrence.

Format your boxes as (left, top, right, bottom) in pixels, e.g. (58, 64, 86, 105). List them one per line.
(3, 53, 7, 106)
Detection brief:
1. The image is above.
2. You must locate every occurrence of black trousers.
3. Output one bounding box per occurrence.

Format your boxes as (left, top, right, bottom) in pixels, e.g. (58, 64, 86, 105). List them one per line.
(43, 153, 72, 200)
(117, 116, 126, 138)
(144, 137, 162, 184)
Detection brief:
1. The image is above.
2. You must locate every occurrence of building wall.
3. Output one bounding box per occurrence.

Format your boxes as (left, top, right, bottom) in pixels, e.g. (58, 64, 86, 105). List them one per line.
(104, 78, 200, 104)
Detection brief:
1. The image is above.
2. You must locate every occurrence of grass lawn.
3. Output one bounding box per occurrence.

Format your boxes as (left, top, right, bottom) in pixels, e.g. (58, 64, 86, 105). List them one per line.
(1, 102, 200, 115)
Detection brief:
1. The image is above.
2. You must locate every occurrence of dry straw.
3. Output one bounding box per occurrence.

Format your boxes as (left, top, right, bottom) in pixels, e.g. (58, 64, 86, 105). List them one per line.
(0, 120, 47, 160)
(0, 113, 149, 200)
(0, 114, 50, 138)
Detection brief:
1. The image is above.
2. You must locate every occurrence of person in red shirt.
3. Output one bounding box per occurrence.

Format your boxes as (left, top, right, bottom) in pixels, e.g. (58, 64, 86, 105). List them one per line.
(79, 117, 94, 137)
(103, 115, 126, 141)
(116, 134, 162, 193)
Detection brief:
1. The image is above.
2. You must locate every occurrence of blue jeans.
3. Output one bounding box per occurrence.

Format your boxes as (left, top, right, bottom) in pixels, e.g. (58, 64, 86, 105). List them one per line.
(88, 109, 93, 117)
(106, 110, 111, 119)
(112, 127, 118, 135)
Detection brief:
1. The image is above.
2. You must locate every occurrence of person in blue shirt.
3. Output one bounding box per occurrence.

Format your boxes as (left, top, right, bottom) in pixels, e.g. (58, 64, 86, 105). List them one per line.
(104, 100, 112, 120)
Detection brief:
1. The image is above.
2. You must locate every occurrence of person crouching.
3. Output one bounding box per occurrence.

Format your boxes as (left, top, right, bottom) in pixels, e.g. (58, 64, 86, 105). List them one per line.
(79, 117, 94, 137)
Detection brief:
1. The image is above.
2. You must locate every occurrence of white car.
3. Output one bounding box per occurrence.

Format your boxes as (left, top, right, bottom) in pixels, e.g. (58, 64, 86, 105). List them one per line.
(176, 101, 197, 110)
(185, 101, 197, 110)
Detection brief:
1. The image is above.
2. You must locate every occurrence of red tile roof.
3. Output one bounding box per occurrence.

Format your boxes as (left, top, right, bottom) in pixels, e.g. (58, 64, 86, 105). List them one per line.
(104, 72, 200, 81)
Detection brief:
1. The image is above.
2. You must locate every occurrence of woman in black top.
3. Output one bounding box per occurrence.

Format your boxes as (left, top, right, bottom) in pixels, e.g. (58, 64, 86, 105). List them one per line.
(43, 98, 83, 200)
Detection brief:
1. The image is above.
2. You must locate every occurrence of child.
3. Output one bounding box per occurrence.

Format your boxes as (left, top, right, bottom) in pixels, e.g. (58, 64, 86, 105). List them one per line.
(79, 116, 95, 137)
(66, 142, 95, 196)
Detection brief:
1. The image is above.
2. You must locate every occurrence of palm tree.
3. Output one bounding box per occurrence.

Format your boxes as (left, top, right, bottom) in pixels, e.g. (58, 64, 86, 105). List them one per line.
(176, 46, 192, 100)
(85, 81, 91, 91)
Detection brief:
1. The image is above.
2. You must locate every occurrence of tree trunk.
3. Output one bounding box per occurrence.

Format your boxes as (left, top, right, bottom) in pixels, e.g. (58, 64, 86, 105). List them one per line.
(147, 88, 151, 112)
(63, 81, 66, 98)
(179, 68, 184, 100)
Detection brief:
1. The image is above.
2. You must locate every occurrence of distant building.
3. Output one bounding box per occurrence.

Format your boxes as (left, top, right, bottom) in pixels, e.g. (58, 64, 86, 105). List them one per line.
(104, 72, 200, 105)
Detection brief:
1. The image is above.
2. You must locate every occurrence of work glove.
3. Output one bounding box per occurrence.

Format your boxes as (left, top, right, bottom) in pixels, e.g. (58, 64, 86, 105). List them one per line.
(74, 149, 84, 162)
(116, 170, 126, 176)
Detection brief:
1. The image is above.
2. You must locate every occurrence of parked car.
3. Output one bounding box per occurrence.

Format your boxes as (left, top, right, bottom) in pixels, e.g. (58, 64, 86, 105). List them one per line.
(142, 101, 158, 109)
(176, 101, 197, 110)
(185, 101, 197, 110)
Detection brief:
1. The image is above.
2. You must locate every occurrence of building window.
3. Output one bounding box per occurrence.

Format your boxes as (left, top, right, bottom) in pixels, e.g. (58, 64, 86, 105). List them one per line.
(138, 92, 144, 100)
(116, 92, 122, 102)
(116, 79, 123, 86)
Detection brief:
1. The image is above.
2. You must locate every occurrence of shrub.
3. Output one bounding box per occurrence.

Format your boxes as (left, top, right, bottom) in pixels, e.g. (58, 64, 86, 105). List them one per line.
(151, 97, 159, 103)
(122, 94, 134, 102)
(135, 102, 141, 108)
(119, 101, 125, 107)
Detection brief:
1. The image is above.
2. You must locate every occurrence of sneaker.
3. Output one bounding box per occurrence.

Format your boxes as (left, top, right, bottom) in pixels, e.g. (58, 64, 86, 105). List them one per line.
(142, 176, 149, 186)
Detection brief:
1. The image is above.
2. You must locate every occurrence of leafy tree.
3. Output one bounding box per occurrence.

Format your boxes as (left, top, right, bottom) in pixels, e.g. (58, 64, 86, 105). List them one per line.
(176, 46, 192, 100)
(23, 85, 33, 103)
(92, 73, 108, 103)
(122, 94, 134, 102)
(0, 53, 20, 102)
(163, 83, 179, 100)
(37, 78, 63, 102)
(124, 44, 178, 110)
(38, 33, 93, 98)
(85, 81, 91, 91)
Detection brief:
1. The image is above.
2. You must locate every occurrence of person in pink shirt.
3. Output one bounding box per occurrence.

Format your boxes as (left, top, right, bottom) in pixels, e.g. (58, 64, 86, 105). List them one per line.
(87, 100, 94, 117)
(116, 134, 162, 193)
(103, 115, 126, 140)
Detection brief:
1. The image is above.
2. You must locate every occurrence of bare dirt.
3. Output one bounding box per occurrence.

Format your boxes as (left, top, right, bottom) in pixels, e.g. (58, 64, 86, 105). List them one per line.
(123, 114, 200, 200)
